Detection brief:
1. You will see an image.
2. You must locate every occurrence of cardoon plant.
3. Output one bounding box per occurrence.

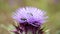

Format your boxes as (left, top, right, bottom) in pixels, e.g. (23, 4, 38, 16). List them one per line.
(12, 7, 48, 34)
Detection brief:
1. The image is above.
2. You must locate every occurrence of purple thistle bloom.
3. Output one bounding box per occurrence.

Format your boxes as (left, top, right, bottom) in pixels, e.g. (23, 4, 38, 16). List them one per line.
(12, 7, 48, 34)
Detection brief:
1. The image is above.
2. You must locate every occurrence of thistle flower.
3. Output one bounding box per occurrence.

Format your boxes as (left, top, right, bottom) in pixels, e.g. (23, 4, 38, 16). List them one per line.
(12, 7, 48, 34)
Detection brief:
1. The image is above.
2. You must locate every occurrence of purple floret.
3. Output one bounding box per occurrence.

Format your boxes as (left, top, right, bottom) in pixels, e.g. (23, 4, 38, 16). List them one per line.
(12, 7, 48, 34)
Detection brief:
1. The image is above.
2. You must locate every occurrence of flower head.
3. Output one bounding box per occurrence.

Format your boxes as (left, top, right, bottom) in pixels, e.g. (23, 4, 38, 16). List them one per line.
(12, 7, 48, 27)
(12, 7, 48, 34)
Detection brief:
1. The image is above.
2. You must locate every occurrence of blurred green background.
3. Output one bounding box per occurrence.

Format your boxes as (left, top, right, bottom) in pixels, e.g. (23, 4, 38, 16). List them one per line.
(0, 0, 60, 34)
